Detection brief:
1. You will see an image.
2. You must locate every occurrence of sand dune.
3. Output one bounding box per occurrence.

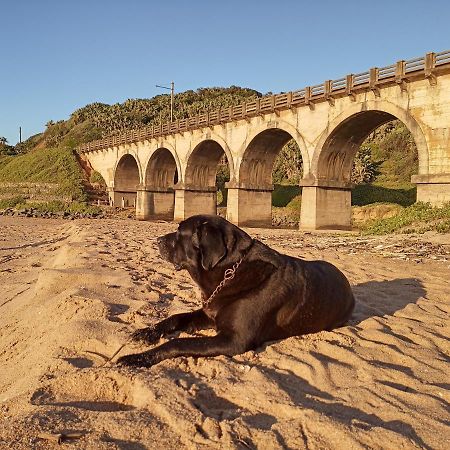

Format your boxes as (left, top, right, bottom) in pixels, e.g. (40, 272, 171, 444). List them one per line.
(0, 216, 449, 449)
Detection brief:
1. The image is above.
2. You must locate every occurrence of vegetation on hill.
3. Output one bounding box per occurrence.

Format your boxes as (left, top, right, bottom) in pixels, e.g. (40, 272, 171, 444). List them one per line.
(25, 86, 261, 151)
(0, 147, 87, 201)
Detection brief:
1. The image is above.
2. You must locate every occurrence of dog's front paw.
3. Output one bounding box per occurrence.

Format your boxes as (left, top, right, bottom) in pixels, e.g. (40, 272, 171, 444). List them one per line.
(131, 327, 161, 344)
(117, 351, 156, 368)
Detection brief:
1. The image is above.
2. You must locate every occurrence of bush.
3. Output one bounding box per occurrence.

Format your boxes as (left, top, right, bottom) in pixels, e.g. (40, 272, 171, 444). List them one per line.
(89, 170, 106, 186)
(273, 140, 303, 184)
(351, 146, 378, 184)
(286, 194, 302, 212)
(363, 120, 418, 184)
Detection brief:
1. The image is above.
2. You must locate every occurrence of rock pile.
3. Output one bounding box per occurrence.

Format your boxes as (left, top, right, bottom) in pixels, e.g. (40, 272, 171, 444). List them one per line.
(0, 207, 106, 220)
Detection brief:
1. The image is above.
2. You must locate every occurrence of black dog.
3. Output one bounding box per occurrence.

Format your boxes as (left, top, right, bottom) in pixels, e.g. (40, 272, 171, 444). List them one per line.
(118, 215, 355, 367)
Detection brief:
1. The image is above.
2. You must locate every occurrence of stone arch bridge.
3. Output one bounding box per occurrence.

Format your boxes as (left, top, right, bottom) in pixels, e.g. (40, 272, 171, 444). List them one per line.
(79, 50, 450, 230)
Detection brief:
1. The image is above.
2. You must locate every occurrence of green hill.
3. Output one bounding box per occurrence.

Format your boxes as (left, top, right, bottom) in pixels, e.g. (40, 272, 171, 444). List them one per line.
(16, 86, 261, 153)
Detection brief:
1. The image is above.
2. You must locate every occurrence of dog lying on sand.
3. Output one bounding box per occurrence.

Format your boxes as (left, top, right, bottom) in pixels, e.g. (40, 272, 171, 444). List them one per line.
(118, 215, 355, 367)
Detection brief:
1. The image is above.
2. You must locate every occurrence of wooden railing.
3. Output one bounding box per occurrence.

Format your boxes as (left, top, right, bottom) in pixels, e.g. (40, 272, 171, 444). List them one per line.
(79, 50, 450, 153)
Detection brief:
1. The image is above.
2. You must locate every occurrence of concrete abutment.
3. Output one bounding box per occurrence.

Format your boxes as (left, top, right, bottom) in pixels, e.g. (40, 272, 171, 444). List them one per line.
(412, 174, 450, 205)
(300, 182, 352, 231)
(173, 187, 217, 221)
(136, 188, 175, 220)
(226, 186, 273, 227)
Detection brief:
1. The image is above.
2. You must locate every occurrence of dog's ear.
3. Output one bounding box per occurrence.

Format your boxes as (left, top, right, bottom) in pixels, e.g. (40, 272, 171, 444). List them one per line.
(194, 221, 226, 271)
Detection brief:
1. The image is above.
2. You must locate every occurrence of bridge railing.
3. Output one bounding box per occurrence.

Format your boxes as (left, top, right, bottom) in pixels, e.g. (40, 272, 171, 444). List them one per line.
(79, 50, 450, 153)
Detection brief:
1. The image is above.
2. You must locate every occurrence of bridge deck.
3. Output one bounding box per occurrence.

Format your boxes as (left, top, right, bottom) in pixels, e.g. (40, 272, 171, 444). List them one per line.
(79, 50, 450, 154)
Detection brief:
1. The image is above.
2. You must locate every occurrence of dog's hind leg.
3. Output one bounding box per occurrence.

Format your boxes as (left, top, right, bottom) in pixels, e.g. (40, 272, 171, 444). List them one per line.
(118, 332, 247, 368)
(130, 309, 214, 344)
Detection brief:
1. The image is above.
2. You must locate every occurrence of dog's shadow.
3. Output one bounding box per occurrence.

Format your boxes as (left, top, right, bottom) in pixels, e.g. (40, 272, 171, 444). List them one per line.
(350, 277, 426, 325)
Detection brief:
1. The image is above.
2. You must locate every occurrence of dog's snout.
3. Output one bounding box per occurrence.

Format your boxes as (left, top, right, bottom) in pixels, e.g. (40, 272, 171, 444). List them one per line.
(157, 236, 163, 245)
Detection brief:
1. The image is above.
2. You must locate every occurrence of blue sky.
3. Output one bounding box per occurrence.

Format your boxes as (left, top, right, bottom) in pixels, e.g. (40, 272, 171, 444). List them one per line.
(1, 0, 449, 144)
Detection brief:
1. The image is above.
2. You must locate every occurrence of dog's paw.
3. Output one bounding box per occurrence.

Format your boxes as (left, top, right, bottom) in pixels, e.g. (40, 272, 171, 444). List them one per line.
(131, 327, 161, 344)
(117, 352, 156, 368)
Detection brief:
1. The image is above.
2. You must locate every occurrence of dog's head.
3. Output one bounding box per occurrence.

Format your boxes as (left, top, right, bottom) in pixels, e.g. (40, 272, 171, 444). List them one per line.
(157, 215, 253, 275)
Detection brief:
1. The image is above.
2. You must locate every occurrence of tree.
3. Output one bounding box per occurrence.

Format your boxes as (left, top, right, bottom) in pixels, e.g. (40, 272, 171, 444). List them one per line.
(0, 137, 16, 156)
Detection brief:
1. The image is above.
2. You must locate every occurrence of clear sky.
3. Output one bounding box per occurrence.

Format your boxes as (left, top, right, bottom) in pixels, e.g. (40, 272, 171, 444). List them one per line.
(1, 0, 449, 145)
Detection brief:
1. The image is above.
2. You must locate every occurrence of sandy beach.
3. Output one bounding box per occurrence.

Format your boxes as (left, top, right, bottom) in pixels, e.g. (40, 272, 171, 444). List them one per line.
(0, 216, 449, 449)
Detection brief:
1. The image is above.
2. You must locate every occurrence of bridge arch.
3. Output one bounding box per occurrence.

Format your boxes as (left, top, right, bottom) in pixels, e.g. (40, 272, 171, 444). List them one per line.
(227, 123, 307, 227)
(113, 153, 141, 207)
(185, 139, 233, 188)
(144, 145, 181, 188)
(300, 100, 429, 230)
(238, 120, 309, 184)
(135, 147, 180, 220)
(311, 100, 429, 182)
(113, 151, 143, 184)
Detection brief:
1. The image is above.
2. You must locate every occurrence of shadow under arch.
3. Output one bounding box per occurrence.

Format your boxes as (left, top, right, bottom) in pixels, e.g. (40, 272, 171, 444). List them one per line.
(185, 138, 234, 187)
(113, 153, 141, 207)
(311, 100, 429, 183)
(238, 120, 310, 183)
(145, 147, 180, 189)
(113, 150, 143, 184)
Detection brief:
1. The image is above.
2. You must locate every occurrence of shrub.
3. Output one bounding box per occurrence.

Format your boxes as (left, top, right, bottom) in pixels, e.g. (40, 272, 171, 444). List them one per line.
(89, 170, 107, 186)
(351, 146, 378, 184)
(273, 140, 303, 184)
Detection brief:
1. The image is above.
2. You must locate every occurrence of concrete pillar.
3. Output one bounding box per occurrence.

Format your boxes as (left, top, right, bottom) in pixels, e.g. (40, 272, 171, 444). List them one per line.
(299, 181, 352, 230)
(411, 174, 450, 205)
(107, 187, 114, 206)
(174, 186, 217, 221)
(226, 185, 273, 227)
(113, 190, 136, 208)
(136, 187, 175, 221)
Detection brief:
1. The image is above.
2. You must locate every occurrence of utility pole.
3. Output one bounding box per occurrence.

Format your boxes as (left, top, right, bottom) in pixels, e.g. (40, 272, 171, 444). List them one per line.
(19, 126, 22, 144)
(155, 82, 175, 122)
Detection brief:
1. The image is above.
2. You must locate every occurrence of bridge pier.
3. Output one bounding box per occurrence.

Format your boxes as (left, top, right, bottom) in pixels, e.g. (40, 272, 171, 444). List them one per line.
(112, 190, 136, 208)
(412, 174, 450, 205)
(299, 181, 352, 230)
(136, 187, 175, 220)
(226, 185, 273, 227)
(173, 186, 217, 221)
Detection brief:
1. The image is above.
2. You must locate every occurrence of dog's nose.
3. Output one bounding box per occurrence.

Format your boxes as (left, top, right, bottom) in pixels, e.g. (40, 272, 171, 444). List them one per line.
(157, 237, 163, 245)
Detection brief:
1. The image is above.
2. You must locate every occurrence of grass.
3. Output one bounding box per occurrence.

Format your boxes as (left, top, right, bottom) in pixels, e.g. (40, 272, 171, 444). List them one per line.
(0, 196, 26, 209)
(0, 147, 87, 201)
(360, 202, 450, 235)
